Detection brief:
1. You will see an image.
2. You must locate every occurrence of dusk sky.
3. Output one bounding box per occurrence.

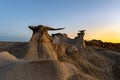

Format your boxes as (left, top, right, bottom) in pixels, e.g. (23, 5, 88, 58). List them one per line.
(0, 0, 120, 43)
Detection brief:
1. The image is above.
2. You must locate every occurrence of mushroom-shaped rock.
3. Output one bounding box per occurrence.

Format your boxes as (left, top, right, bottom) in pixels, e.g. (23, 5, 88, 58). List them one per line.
(25, 25, 64, 60)
(75, 30, 86, 48)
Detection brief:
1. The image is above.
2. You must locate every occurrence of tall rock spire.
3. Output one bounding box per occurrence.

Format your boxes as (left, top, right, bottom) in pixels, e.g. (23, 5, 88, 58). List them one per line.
(75, 30, 86, 48)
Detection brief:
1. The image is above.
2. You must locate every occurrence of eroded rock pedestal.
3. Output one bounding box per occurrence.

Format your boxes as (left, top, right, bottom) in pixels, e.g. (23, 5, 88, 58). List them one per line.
(0, 25, 120, 80)
(74, 30, 86, 48)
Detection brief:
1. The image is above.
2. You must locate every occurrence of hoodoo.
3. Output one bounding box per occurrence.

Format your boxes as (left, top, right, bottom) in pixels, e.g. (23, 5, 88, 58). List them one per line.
(0, 25, 81, 80)
(25, 25, 64, 60)
(1, 25, 120, 80)
(75, 30, 86, 48)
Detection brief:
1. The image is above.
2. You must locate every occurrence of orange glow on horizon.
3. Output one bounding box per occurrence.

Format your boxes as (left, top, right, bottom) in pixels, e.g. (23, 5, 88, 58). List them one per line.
(69, 26, 120, 43)
(68, 32, 120, 43)
(85, 26, 120, 43)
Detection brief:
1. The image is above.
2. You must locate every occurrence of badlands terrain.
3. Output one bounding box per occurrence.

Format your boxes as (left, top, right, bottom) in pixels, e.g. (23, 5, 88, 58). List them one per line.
(0, 25, 120, 80)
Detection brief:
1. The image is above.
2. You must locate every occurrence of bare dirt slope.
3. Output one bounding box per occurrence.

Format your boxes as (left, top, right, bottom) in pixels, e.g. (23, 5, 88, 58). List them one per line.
(0, 41, 27, 58)
(0, 40, 120, 80)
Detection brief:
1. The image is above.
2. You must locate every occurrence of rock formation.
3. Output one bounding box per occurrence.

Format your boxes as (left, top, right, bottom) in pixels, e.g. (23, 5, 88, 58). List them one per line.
(74, 30, 86, 48)
(0, 25, 81, 80)
(0, 25, 120, 80)
(25, 25, 64, 60)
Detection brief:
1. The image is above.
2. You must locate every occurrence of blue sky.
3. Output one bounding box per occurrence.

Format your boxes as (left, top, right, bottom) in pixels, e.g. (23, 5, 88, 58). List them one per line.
(0, 0, 120, 42)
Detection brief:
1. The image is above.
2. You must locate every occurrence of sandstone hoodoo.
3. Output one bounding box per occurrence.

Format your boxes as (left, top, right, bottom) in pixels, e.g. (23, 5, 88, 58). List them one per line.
(0, 25, 120, 80)
(75, 30, 86, 48)
(25, 25, 64, 60)
(0, 25, 81, 80)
